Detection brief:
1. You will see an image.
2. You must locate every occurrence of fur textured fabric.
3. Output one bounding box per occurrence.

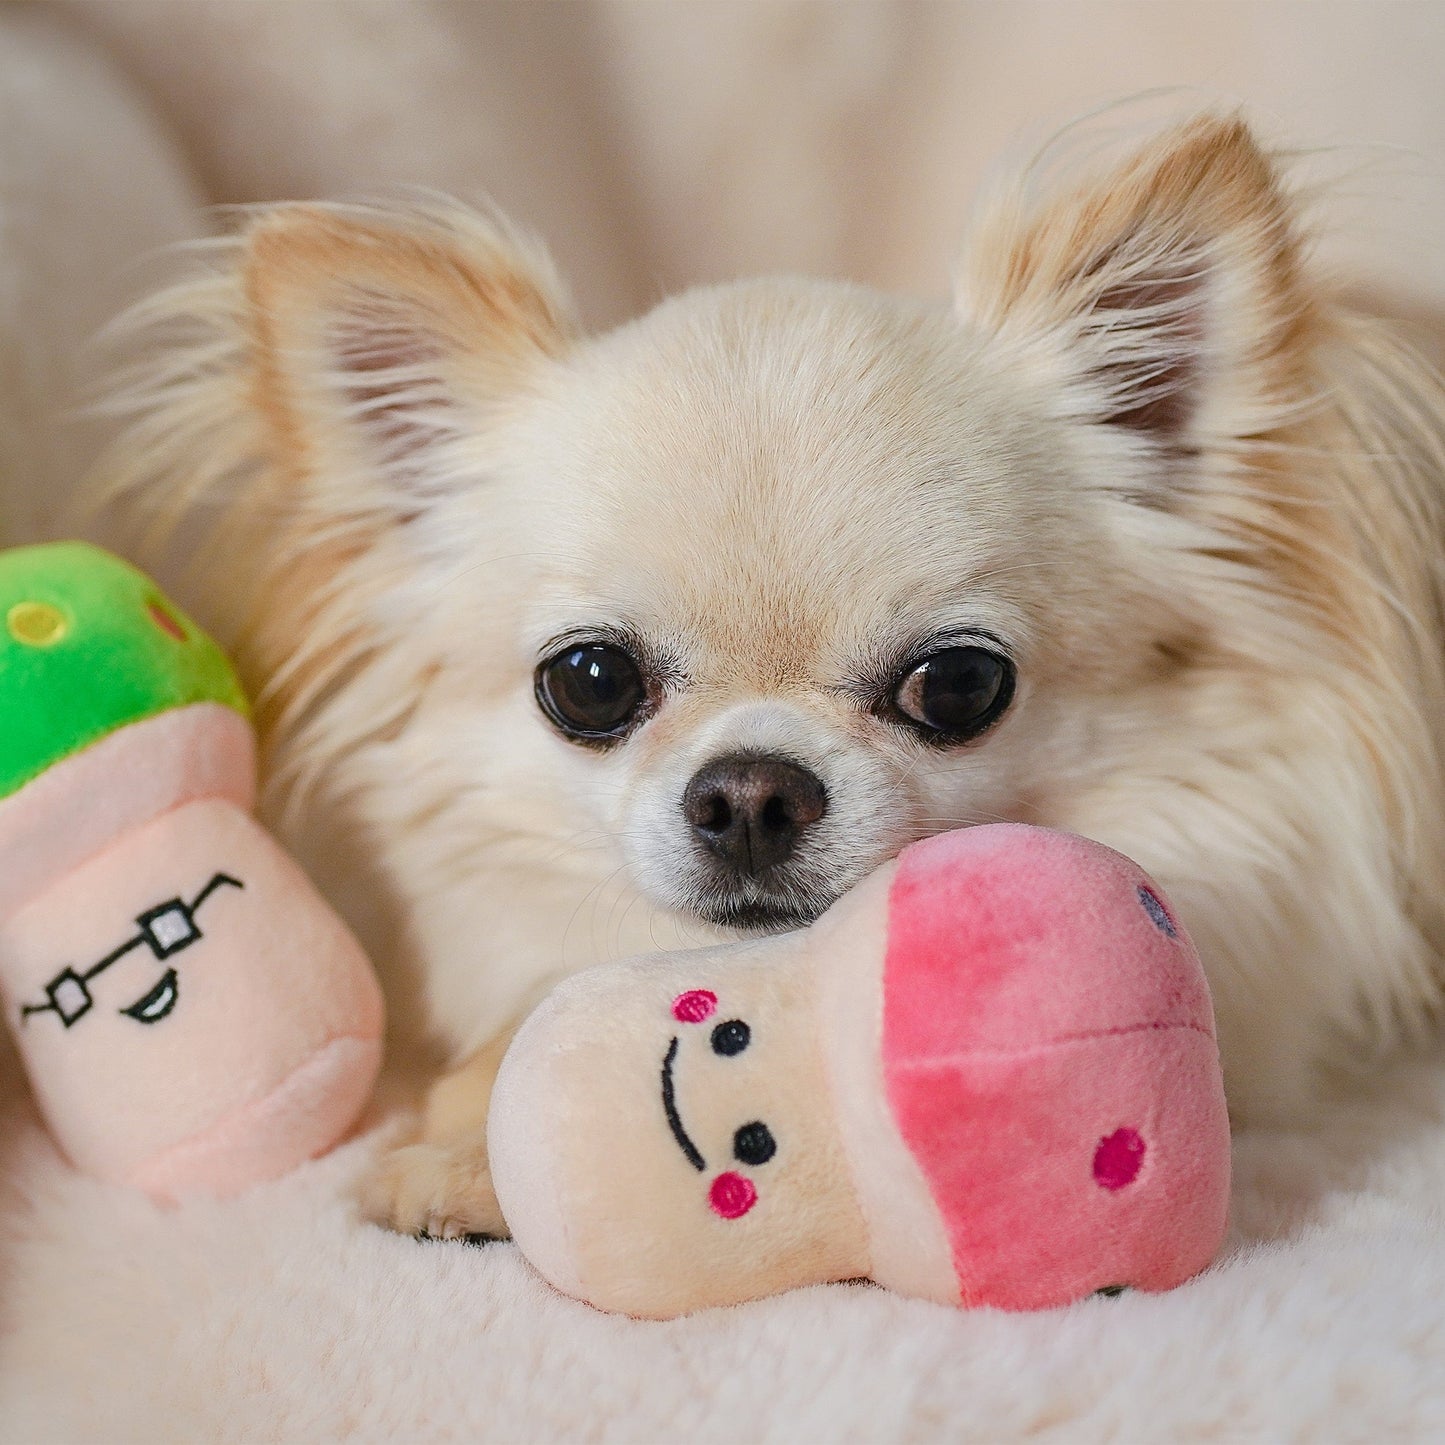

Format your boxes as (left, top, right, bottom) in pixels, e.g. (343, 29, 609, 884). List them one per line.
(5, 1047, 1445, 1440)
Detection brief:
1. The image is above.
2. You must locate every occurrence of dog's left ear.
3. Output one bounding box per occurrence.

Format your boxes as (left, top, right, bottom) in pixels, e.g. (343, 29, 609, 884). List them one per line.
(955, 114, 1313, 482)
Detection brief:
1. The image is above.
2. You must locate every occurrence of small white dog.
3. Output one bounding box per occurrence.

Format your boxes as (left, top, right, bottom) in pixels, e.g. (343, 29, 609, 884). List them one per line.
(105, 113, 1445, 1240)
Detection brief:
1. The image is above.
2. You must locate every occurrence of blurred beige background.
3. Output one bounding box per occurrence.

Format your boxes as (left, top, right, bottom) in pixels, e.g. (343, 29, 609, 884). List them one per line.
(54, 0, 1445, 330)
(4, 0, 1443, 547)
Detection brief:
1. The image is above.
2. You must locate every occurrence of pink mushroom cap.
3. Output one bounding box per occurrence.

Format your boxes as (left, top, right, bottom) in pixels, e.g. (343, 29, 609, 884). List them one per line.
(877, 825, 1230, 1308)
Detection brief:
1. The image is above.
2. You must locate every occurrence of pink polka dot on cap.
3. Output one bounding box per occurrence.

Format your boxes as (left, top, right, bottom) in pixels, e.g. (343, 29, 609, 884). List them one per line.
(1093, 1127, 1146, 1190)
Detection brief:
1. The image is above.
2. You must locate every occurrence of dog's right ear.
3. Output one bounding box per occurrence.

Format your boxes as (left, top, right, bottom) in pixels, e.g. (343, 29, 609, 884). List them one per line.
(239, 203, 574, 523)
(95, 202, 576, 789)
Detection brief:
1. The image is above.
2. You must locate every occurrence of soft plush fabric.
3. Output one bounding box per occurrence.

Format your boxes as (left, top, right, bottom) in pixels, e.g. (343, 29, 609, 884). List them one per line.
(491, 827, 1228, 1318)
(6, 1044, 1445, 1442)
(0, 543, 248, 801)
(491, 938, 868, 1319)
(883, 826, 1229, 1308)
(0, 707, 257, 932)
(0, 544, 383, 1198)
(3, 794, 384, 1197)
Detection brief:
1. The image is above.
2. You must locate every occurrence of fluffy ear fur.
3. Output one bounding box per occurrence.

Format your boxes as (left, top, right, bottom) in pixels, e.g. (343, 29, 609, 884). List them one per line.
(100, 200, 572, 566)
(97, 202, 574, 801)
(244, 203, 572, 517)
(955, 115, 1315, 489)
(959, 114, 1445, 1085)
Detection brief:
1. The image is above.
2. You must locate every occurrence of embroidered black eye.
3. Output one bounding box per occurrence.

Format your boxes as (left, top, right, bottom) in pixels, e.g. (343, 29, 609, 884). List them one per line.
(536, 644, 647, 742)
(891, 645, 1014, 743)
(732, 1121, 776, 1166)
(711, 1019, 750, 1056)
(1137, 885, 1177, 937)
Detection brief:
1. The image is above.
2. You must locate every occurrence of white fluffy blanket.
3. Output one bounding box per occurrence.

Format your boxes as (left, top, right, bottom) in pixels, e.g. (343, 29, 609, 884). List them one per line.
(5, 1040, 1445, 1442)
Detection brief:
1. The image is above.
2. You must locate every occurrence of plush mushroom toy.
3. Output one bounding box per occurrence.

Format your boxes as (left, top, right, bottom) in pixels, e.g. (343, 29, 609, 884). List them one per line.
(0, 542, 383, 1200)
(489, 824, 1231, 1317)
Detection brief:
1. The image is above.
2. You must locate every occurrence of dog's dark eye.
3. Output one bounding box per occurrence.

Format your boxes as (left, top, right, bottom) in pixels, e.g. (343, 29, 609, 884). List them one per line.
(892, 645, 1015, 742)
(536, 644, 646, 742)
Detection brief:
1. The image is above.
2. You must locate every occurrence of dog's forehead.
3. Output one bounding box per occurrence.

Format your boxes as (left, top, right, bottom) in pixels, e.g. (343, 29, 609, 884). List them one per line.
(518, 279, 1066, 669)
(565, 278, 1018, 488)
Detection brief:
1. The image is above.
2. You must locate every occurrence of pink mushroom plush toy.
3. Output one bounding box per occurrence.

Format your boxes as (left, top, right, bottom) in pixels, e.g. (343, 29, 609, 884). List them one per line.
(0, 543, 384, 1201)
(489, 824, 1231, 1317)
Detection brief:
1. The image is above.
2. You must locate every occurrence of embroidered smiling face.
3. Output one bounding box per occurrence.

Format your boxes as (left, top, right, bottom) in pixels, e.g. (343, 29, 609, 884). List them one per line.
(18, 872, 245, 1033)
(488, 940, 870, 1317)
(0, 545, 258, 1041)
(490, 824, 1233, 1318)
(662, 987, 782, 1220)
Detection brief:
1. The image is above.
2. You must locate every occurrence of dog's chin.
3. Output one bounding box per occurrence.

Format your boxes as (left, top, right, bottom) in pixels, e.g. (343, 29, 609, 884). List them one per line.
(685, 888, 833, 935)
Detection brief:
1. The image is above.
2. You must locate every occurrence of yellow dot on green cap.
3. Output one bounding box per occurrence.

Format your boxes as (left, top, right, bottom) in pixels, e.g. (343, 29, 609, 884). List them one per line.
(7, 601, 69, 648)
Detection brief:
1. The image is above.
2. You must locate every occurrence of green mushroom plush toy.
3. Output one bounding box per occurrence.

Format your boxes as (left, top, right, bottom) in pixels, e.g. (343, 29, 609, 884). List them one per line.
(0, 543, 383, 1199)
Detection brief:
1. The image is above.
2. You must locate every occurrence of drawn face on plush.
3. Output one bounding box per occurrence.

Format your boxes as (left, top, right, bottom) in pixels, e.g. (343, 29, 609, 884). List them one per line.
(629, 958, 845, 1237)
(662, 987, 790, 1220)
(0, 545, 253, 1037)
(0, 545, 385, 1200)
(488, 826, 1234, 1318)
(486, 938, 868, 1315)
(19, 872, 244, 1032)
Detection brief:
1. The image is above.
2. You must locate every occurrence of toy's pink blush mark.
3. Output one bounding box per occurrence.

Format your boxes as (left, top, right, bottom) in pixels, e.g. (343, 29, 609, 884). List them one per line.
(1093, 1128, 1146, 1190)
(672, 989, 717, 1024)
(148, 599, 187, 642)
(709, 1172, 757, 1219)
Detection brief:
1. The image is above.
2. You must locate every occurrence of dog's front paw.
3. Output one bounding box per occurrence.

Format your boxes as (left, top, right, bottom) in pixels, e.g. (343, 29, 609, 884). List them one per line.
(359, 1136, 508, 1242)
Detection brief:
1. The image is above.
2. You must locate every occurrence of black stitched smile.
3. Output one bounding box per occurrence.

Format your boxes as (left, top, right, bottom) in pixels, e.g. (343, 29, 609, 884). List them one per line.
(660, 1037, 706, 1171)
(19, 872, 244, 1029)
(121, 968, 180, 1024)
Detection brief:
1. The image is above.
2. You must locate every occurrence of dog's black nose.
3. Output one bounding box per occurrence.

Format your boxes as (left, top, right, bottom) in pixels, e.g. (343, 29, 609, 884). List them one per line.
(683, 753, 827, 876)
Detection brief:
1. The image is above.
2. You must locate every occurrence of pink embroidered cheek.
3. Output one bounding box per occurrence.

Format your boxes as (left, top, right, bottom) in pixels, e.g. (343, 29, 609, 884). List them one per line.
(1093, 1127, 1146, 1190)
(672, 989, 717, 1024)
(709, 1172, 758, 1219)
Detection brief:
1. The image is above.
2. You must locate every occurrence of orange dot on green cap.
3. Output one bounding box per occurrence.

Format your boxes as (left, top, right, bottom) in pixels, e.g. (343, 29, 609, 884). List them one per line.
(147, 598, 187, 642)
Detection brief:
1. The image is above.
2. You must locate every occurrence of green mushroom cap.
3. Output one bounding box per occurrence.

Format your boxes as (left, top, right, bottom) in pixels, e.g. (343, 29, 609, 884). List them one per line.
(0, 542, 250, 802)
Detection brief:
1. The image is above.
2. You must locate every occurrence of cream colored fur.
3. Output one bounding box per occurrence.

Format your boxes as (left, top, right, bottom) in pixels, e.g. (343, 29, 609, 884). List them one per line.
(94, 111, 1445, 1240)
